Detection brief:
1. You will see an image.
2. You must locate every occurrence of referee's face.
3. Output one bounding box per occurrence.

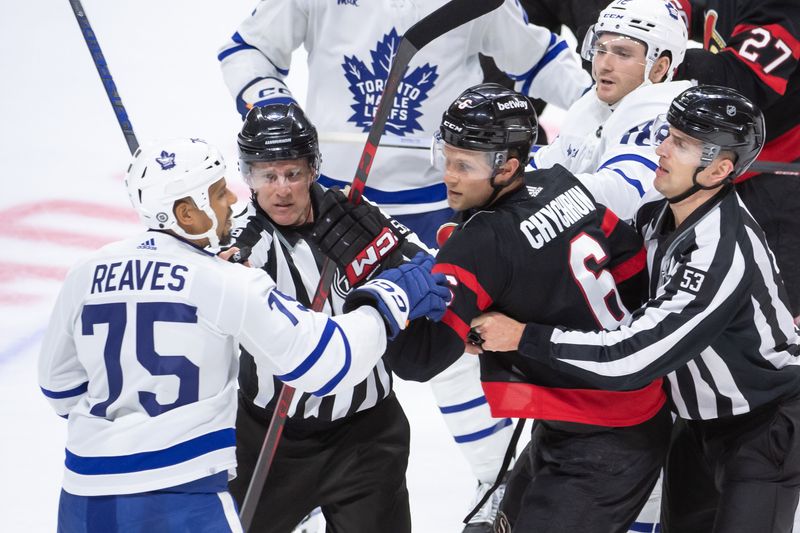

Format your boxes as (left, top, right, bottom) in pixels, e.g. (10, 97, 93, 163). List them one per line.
(654, 128, 706, 196)
(252, 159, 315, 227)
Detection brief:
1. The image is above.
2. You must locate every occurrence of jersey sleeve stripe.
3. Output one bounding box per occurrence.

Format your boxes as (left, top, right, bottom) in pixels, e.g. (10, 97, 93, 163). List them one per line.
(309, 322, 352, 397)
(441, 308, 470, 340)
(610, 247, 647, 284)
(433, 263, 493, 310)
(64, 428, 236, 475)
(41, 381, 88, 399)
(600, 208, 620, 237)
(276, 318, 338, 382)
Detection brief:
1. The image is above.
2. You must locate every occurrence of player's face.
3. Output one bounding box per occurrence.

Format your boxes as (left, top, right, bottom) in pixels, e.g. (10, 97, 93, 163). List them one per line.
(251, 159, 315, 227)
(654, 127, 706, 197)
(441, 144, 495, 211)
(592, 33, 647, 105)
(208, 178, 238, 245)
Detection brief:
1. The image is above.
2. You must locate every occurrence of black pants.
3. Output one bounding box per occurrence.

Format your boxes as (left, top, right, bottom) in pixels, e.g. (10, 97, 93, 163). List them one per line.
(230, 392, 411, 533)
(737, 174, 800, 316)
(661, 394, 800, 533)
(498, 403, 672, 533)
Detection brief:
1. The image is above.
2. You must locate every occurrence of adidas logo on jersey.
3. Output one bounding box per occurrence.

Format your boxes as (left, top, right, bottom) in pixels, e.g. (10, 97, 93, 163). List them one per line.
(136, 238, 157, 250)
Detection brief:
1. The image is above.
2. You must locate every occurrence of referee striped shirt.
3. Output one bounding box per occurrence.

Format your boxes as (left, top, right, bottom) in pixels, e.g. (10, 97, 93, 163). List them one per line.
(519, 186, 800, 420)
(233, 187, 426, 425)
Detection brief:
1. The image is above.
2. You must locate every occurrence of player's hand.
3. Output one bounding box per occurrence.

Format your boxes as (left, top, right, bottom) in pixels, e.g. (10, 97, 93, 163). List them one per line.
(218, 246, 251, 266)
(470, 312, 524, 352)
(309, 187, 408, 285)
(343, 252, 451, 339)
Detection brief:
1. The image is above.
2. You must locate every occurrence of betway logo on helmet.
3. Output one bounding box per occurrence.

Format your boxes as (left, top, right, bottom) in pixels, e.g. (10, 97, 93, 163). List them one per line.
(494, 98, 528, 112)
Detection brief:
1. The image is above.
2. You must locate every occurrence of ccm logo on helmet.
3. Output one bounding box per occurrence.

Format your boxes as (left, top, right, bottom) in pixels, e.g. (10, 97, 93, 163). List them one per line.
(443, 120, 463, 132)
(496, 98, 528, 111)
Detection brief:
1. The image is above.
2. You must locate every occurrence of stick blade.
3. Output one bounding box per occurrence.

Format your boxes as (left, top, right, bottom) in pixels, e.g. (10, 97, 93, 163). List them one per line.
(404, 0, 504, 50)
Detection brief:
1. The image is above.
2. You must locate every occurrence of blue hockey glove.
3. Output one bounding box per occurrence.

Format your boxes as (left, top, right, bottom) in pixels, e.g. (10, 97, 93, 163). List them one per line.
(344, 252, 452, 338)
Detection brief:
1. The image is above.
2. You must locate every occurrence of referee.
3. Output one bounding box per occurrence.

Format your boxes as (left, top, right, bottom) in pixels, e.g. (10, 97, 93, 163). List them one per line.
(472, 85, 800, 532)
(229, 103, 427, 532)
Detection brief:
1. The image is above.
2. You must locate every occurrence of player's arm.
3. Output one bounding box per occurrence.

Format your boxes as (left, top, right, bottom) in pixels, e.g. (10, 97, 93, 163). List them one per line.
(573, 120, 663, 222)
(676, 12, 800, 106)
(217, 0, 307, 117)
(38, 270, 88, 418)
(479, 0, 591, 110)
(383, 223, 502, 381)
(596, 204, 649, 312)
(235, 255, 449, 395)
(514, 220, 752, 391)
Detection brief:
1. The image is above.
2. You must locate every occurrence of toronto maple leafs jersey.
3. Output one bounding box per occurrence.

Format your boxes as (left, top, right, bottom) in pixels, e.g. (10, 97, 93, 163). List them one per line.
(218, 0, 591, 216)
(531, 81, 692, 221)
(38, 230, 393, 496)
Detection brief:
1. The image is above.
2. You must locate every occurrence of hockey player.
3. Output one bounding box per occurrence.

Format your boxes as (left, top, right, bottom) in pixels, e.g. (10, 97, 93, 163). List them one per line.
(671, 0, 800, 322)
(473, 86, 800, 533)
(228, 103, 431, 532)
(217, 4, 594, 527)
(531, 0, 692, 222)
(322, 83, 673, 533)
(38, 138, 450, 532)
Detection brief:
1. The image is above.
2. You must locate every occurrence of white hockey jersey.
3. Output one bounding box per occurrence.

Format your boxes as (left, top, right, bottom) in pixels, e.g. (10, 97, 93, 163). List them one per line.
(218, 0, 591, 216)
(531, 81, 692, 221)
(38, 230, 393, 496)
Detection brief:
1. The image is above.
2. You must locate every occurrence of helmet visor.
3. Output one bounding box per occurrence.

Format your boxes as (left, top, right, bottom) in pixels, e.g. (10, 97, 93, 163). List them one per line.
(239, 159, 316, 189)
(431, 132, 507, 181)
(581, 26, 649, 68)
(651, 114, 721, 168)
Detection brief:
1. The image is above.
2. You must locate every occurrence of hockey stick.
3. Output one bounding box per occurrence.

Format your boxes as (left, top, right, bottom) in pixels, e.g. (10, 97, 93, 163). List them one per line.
(319, 132, 800, 176)
(68, 0, 139, 155)
(238, 0, 505, 529)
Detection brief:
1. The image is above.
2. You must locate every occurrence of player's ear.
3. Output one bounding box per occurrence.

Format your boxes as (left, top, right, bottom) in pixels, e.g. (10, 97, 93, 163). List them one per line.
(496, 158, 520, 185)
(173, 198, 199, 230)
(649, 55, 671, 83)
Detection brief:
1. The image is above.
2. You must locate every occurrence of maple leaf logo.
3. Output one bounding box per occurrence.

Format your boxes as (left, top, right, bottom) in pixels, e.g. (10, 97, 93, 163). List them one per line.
(341, 29, 438, 136)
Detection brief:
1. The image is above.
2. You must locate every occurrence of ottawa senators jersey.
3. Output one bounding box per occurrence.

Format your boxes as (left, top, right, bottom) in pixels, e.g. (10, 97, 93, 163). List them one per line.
(384, 166, 666, 427)
(674, 0, 800, 179)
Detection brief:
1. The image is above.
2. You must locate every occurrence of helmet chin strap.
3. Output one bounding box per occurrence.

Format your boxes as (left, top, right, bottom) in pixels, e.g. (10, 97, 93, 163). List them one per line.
(482, 162, 524, 208)
(665, 166, 727, 204)
(172, 209, 222, 250)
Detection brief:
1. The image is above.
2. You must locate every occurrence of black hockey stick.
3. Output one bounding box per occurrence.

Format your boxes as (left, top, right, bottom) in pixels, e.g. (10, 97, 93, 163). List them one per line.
(238, 0, 505, 529)
(68, 0, 139, 155)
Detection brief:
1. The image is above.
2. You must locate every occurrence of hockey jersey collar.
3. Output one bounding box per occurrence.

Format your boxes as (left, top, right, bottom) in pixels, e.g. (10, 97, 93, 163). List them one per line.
(147, 229, 217, 257)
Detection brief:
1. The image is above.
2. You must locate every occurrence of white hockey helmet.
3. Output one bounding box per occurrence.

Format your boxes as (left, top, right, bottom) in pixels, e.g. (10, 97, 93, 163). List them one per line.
(125, 138, 227, 248)
(582, 0, 688, 81)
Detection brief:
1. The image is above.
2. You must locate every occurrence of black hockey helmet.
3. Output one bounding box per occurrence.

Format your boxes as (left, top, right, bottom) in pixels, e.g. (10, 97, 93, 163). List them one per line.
(439, 83, 538, 165)
(238, 103, 321, 169)
(666, 85, 765, 178)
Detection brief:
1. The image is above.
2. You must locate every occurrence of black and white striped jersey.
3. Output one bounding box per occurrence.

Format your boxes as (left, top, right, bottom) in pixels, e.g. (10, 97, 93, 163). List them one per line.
(519, 185, 800, 420)
(233, 184, 428, 426)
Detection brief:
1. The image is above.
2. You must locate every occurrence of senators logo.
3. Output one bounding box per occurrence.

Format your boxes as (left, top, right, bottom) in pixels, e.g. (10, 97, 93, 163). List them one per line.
(704, 9, 726, 54)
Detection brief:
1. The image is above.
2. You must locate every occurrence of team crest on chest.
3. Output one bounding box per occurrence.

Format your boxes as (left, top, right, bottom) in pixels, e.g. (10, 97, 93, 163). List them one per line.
(342, 29, 438, 136)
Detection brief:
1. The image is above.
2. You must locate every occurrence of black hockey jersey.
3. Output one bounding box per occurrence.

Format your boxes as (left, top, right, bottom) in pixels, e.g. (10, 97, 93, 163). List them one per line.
(384, 165, 665, 427)
(674, 0, 800, 180)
